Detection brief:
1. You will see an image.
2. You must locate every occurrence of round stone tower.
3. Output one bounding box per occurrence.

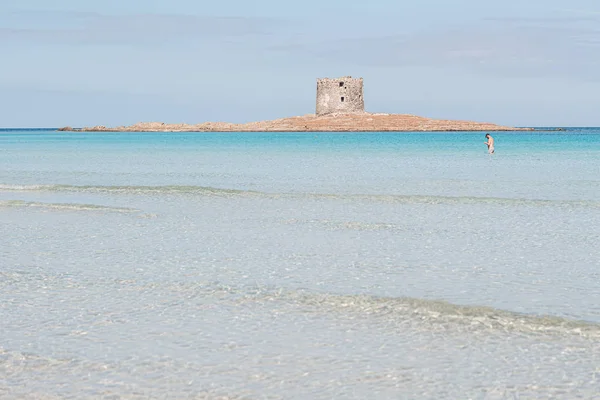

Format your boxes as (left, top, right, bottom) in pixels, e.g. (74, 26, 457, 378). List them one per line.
(316, 76, 364, 116)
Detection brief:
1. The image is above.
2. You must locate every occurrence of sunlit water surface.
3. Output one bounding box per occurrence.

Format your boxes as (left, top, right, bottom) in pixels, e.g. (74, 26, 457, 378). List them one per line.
(1, 129, 599, 399)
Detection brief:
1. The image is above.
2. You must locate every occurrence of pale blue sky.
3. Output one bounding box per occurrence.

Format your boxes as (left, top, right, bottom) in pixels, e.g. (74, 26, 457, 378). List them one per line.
(1, 0, 599, 127)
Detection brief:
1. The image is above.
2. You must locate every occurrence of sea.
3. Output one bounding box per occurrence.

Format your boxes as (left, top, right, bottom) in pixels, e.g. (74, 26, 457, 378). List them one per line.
(1, 128, 599, 399)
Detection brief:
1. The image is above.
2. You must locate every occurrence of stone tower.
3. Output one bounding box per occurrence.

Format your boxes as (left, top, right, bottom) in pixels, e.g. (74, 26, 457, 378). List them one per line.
(316, 76, 364, 116)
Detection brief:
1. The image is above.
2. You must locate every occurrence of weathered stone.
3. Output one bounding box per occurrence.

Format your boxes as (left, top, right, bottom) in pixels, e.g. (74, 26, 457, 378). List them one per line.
(316, 76, 364, 116)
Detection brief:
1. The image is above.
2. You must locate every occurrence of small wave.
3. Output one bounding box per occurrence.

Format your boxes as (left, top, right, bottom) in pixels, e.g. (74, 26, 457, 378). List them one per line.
(1, 183, 598, 207)
(141, 281, 600, 338)
(0, 183, 255, 196)
(0, 200, 140, 213)
(239, 288, 600, 339)
(284, 219, 397, 231)
(306, 193, 600, 208)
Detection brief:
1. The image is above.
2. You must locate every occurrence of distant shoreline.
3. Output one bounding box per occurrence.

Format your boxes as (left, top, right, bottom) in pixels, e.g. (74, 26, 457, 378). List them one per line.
(58, 113, 535, 133)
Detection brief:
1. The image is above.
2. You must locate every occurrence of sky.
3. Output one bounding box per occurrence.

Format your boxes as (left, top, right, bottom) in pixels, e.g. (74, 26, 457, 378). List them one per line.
(1, 0, 600, 127)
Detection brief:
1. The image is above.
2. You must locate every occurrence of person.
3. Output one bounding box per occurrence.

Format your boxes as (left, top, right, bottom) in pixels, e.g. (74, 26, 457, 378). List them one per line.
(484, 134, 495, 154)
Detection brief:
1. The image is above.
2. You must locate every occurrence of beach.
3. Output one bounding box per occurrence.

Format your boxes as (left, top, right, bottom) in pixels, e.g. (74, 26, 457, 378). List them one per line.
(1, 128, 599, 399)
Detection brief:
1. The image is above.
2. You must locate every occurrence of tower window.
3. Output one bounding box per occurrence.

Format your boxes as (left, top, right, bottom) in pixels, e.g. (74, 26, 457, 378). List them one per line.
(339, 82, 344, 87)
(341, 97, 345, 102)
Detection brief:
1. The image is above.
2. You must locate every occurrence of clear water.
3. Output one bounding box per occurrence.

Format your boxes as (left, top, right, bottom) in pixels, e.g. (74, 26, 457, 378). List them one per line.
(1, 129, 599, 399)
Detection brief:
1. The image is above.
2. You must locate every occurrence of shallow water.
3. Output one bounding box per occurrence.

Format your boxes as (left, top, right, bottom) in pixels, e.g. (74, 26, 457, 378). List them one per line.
(1, 129, 600, 399)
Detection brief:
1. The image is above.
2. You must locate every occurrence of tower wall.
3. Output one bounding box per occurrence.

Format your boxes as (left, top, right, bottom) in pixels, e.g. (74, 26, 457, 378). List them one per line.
(316, 76, 364, 116)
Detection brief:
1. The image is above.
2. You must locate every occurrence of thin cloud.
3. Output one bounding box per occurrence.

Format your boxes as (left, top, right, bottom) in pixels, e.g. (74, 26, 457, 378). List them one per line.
(559, 8, 600, 16)
(0, 11, 282, 45)
(273, 21, 600, 82)
(5, 9, 102, 19)
(484, 16, 600, 24)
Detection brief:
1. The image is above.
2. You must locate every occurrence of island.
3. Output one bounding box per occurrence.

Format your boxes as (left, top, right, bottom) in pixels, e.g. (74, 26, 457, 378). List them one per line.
(60, 76, 531, 132)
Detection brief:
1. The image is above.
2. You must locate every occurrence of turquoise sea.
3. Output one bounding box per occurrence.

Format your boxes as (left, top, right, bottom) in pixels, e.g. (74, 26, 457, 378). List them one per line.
(1, 128, 600, 398)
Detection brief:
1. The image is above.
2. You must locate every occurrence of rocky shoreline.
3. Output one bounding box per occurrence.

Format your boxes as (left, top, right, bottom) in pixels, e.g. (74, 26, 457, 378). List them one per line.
(59, 113, 532, 133)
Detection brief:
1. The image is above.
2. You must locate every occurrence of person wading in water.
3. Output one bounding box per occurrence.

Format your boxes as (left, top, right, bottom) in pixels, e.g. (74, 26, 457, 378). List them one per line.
(485, 134, 495, 154)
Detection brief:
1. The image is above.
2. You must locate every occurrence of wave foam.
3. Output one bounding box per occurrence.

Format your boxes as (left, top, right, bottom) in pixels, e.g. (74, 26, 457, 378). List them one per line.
(242, 288, 600, 338)
(0, 183, 254, 196)
(0, 200, 140, 213)
(1, 183, 598, 207)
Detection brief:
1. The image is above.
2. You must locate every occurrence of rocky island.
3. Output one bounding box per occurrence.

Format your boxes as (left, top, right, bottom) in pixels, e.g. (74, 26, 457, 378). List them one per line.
(68, 113, 526, 132)
(62, 76, 529, 132)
